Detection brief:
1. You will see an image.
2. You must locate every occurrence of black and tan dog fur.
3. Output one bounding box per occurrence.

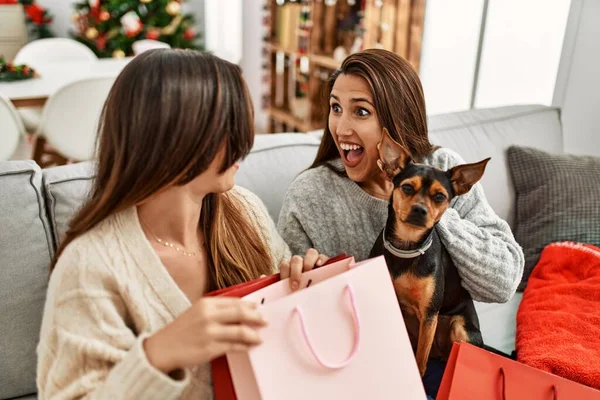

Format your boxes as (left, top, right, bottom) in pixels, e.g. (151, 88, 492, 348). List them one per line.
(370, 129, 488, 377)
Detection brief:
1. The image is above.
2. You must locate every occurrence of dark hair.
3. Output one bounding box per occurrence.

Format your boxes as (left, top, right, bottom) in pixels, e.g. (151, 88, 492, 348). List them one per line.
(53, 49, 273, 290)
(310, 48, 433, 170)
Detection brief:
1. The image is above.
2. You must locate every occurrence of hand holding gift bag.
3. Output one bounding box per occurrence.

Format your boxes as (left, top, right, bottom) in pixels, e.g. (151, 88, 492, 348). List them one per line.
(437, 342, 600, 400)
(226, 255, 427, 400)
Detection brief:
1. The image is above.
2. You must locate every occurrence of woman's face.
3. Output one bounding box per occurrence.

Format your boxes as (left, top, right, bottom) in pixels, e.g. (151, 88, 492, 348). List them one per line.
(328, 74, 383, 183)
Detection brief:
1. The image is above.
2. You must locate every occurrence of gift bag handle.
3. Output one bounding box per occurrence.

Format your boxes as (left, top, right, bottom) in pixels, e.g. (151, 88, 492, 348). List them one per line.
(499, 367, 558, 400)
(292, 283, 360, 370)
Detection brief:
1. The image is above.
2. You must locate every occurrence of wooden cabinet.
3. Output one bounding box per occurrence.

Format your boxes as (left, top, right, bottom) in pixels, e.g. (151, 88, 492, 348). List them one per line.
(264, 0, 426, 133)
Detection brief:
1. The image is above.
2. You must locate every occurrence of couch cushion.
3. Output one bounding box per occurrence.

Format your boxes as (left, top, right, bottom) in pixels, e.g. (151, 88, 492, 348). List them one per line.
(507, 146, 600, 290)
(428, 105, 563, 228)
(237, 133, 321, 221)
(0, 161, 53, 400)
(42, 162, 95, 247)
(474, 294, 522, 355)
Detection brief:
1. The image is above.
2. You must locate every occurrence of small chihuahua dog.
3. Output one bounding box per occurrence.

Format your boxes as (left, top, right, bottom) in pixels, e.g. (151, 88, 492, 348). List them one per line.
(370, 128, 488, 377)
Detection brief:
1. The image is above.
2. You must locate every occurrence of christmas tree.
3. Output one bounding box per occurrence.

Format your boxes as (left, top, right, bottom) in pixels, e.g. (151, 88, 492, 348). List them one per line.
(71, 0, 200, 58)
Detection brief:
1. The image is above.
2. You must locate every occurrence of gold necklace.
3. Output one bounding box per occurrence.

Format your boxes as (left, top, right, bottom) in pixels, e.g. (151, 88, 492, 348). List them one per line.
(141, 218, 202, 257)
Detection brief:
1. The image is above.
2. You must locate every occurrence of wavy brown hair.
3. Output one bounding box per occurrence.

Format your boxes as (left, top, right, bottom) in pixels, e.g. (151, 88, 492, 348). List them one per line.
(53, 49, 273, 291)
(310, 48, 433, 170)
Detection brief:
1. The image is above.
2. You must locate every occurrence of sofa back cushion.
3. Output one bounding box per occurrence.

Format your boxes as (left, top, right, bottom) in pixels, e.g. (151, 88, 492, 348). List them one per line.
(428, 105, 563, 227)
(43, 162, 95, 247)
(0, 161, 53, 399)
(236, 133, 321, 221)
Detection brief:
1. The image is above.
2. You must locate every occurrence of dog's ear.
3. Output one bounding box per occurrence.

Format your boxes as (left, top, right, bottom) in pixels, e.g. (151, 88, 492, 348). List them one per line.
(448, 157, 491, 196)
(377, 128, 411, 180)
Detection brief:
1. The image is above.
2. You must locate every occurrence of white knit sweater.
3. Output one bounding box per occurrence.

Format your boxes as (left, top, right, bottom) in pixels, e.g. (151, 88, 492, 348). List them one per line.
(36, 186, 291, 400)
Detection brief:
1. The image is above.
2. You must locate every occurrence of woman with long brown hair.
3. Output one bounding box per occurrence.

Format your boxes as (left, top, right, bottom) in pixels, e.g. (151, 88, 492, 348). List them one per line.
(277, 49, 524, 398)
(37, 49, 326, 399)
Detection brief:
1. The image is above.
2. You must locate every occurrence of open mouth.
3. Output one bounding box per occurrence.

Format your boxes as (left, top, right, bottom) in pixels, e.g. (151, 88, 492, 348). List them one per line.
(340, 142, 365, 168)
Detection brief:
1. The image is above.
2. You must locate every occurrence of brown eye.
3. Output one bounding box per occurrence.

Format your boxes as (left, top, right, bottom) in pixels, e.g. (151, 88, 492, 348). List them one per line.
(433, 193, 446, 203)
(401, 184, 414, 195)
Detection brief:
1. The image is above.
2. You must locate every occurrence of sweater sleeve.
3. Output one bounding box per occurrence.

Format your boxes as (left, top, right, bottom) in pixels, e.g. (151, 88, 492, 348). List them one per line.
(37, 244, 190, 400)
(433, 149, 525, 303)
(277, 180, 315, 257)
(230, 186, 291, 271)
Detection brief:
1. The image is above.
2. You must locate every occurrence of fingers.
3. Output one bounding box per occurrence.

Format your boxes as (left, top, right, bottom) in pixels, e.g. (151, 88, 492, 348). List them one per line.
(302, 248, 320, 271)
(317, 253, 329, 267)
(211, 324, 263, 346)
(211, 302, 267, 326)
(289, 255, 303, 291)
(279, 260, 290, 279)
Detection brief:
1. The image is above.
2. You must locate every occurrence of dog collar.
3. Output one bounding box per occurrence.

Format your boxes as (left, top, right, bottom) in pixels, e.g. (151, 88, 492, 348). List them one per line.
(382, 228, 434, 259)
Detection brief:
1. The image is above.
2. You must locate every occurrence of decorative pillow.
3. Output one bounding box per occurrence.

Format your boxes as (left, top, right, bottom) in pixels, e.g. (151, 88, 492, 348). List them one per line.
(507, 146, 600, 290)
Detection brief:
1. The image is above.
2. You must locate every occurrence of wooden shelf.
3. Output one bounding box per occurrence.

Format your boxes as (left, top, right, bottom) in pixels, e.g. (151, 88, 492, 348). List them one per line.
(264, 0, 425, 133)
(309, 53, 340, 70)
(267, 42, 340, 70)
(268, 107, 316, 132)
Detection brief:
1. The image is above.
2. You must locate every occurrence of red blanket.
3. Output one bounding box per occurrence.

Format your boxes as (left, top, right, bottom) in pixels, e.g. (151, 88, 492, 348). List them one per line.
(516, 242, 600, 390)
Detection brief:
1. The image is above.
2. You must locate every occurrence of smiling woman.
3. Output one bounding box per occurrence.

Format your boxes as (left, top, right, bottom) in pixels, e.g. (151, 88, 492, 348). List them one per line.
(277, 48, 524, 398)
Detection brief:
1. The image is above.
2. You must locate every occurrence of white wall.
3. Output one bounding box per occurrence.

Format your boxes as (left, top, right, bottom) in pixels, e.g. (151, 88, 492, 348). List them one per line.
(420, 0, 571, 116)
(240, 0, 268, 133)
(37, 0, 76, 38)
(419, 0, 484, 116)
(474, 0, 571, 108)
(553, 0, 600, 155)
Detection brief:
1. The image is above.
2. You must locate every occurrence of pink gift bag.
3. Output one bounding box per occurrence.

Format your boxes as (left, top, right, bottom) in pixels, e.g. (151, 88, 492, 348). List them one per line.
(226, 256, 427, 400)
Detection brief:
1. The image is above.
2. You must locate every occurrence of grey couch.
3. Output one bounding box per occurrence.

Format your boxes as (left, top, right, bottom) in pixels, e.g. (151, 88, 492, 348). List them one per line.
(0, 105, 564, 399)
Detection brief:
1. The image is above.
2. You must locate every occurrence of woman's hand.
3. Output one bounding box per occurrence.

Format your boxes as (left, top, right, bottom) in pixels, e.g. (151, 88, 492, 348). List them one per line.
(279, 248, 329, 291)
(144, 297, 266, 376)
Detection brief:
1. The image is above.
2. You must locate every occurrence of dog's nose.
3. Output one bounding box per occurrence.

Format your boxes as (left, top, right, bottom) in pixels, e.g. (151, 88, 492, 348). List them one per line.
(411, 205, 428, 217)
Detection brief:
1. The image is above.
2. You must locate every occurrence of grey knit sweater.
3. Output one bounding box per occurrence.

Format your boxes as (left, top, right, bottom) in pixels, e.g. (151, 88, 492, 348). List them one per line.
(277, 147, 524, 303)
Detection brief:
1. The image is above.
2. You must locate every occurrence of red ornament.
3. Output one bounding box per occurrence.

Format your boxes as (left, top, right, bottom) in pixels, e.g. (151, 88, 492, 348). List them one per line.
(99, 10, 110, 22)
(146, 29, 160, 40)
(183, 28, 195, 41)
(96, 35, 106, 50)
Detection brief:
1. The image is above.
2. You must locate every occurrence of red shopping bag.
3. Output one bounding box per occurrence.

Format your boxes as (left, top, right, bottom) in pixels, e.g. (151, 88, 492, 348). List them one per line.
(206, 254, 350, 400)
(437, 342, 600, 400)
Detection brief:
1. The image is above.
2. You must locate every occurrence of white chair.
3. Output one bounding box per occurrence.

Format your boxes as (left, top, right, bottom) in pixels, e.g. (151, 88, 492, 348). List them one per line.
(14, 38, 98, 133)
(36, 76, 115, 162)
(132, 39, 171, 55)
(0, 93, 26, 161)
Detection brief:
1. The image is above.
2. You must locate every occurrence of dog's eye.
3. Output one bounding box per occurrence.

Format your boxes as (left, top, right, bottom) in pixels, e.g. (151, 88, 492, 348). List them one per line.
(401, 184, 414, 194)
(433, 193, 447, 203)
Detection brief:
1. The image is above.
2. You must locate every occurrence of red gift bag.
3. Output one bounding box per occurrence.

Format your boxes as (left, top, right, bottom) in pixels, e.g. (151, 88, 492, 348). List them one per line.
(437, 342, 600, 400)
(205, 254, 350, 400)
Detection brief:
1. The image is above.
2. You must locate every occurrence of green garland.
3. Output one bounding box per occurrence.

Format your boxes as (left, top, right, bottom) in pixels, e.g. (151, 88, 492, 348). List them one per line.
(0, 57, 37, 82)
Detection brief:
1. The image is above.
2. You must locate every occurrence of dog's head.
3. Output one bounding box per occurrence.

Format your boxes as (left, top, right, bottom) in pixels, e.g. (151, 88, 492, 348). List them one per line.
(378, 128, 490, 240)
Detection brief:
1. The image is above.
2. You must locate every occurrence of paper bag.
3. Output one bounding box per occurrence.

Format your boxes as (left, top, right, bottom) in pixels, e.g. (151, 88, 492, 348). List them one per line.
(227, 255, 427, 400)
(437, 342, 600, 400)
(206, 254, 352, 400)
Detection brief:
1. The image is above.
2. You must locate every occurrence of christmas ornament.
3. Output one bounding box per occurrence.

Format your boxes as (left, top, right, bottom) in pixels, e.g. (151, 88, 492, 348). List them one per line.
(166, 1, 181, 16)
(96, 35, 106, 50)
(146, 29, 160, 40)
(120, 11, 142, 37)
(141, 0, 152, 3)
(88, 0, 99, 8)
(112, 49, 126, 58)
(99, 10, 110, 22)
(85, 27, 99, 39)
(183, 28, 195, 41)
(71, 12, 80, 22)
